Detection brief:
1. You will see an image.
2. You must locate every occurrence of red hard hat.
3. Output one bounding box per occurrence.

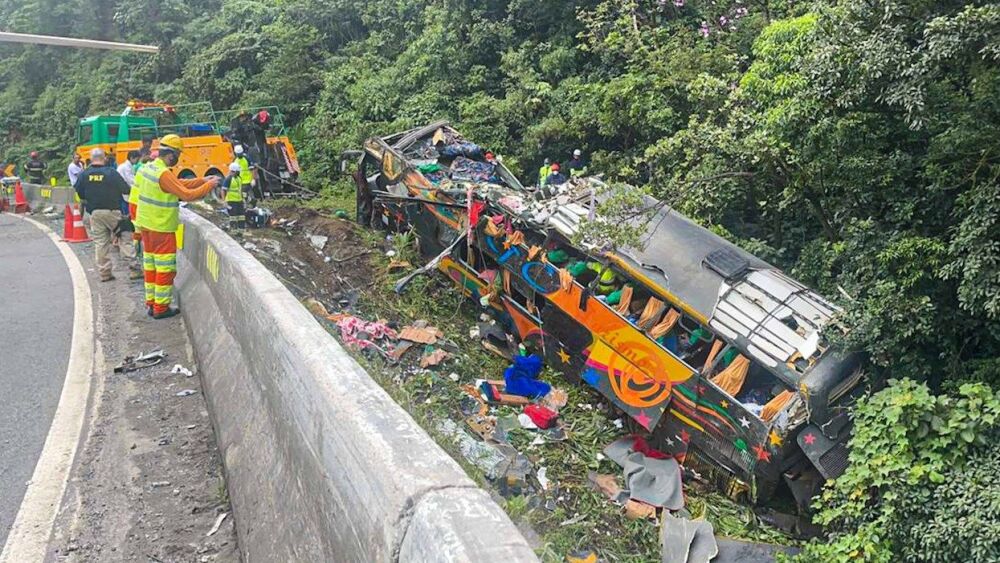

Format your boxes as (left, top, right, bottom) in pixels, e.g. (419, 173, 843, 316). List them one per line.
(550, 162, 560, 171)
(30, 151, 39, 158)
(258, 110, 270, 122)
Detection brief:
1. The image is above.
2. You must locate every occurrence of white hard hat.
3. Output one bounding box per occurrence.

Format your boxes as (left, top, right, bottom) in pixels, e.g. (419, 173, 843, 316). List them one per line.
(229, 161, 242, 173)
(90, 147, 106, 161)
(234, 145, 244, 155)
(573, 149, 582, 157)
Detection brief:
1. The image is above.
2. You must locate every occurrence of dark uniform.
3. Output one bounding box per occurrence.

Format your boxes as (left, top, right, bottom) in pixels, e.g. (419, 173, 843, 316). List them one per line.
(24, 158, 46, 184)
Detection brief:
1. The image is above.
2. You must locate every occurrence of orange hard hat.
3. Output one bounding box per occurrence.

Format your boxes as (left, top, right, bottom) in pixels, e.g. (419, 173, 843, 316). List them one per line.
(550, 162, 560, 171)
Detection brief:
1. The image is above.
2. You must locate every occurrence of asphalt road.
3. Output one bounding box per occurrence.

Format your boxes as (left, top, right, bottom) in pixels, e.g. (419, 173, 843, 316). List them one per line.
(0, 214, 74, 547)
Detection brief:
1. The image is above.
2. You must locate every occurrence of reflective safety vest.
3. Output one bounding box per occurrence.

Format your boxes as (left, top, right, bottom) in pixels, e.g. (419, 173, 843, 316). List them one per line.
(539, 165, 551, 186)
(134, 158, 179, 233)
(569, 165, 588, 177)
(225, 176, 244, 203)
(236, 156, 253, 185)
(129, 162, 143, 226)
(587, 261, 619, 295)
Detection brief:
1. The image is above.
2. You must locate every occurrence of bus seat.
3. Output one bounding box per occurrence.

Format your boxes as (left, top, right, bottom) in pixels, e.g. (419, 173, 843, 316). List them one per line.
(711, 354, 750, 397)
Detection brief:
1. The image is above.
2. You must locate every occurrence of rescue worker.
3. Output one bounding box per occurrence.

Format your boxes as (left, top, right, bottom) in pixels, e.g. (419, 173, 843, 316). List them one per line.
(566, 149, 588, 177)
(538, 158, 552, 187)
(233, 144, 254, 202)
(546, 162, 568, 186)
(223, 161, 246, 231)
(74, 148, 134, 282)
(135, 135, 218, 319)
(24, 151, 46, 184)
(128, 149, 154, 284)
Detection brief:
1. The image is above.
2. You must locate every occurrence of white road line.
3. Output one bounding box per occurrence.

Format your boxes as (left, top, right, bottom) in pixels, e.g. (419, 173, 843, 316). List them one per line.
(1, 215, 94, 563)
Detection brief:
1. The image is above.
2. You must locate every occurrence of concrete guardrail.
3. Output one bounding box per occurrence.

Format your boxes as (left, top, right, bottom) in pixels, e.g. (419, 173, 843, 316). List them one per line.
(175, 208, 538, 562)
(18, 182, 77, 208)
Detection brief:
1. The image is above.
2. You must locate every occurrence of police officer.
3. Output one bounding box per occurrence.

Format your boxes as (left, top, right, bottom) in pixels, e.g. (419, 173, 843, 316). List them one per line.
(74, 148, 134, 281)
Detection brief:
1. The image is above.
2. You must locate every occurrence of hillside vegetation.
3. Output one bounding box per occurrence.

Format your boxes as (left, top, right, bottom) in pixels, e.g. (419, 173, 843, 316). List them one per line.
(2, 1, 999, 560)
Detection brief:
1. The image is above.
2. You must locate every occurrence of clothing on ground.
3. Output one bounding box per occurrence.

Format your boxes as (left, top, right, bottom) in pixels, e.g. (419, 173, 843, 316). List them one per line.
(504, 354, 550, 398)
(74, 165, 130, 213)
(141, 229, 177, 315)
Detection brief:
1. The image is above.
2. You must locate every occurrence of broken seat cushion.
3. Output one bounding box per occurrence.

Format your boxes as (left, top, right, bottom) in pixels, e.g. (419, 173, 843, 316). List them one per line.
(605, 436, 684, 510)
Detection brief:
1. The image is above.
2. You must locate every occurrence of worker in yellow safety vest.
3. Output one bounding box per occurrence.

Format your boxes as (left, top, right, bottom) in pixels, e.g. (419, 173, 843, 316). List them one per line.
(223, 161, 246, 231)
(134, 134, 218, 319)
(538, 158, 551, 187)
(233, 144, 254, 196)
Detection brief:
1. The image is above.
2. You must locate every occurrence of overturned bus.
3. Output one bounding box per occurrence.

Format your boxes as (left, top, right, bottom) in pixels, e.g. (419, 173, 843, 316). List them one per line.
(347, 122, 866, 508)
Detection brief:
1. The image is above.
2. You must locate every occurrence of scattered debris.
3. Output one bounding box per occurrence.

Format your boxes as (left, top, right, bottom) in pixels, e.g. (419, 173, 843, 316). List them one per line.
(398, 323, 444, 345)
(387, 259, 411, 272)
(625, 499, 657, 521)
(504, 354, 550, 398)
(206, 513, 229, 537)
(541, 388, 569, 413)
(170, 364, 193, 377)
(517, 413, 539, 430)
(419, 348, 449, 368)
(335, 315, 398, 350)
(303, 297, 329, 317)
(308, 234, 328, 251)
(114, 349, 166, 373)
(175, 389, 197, 397)
(436, 419, 509, 479)
(660, 513, 718, 563)
(537, 467, 550, 491)
(475, 379, 531, 406)
(588, 472, 627, 503)
(523, 404, 559, 429)
(604, 436, 684, 510)
(150, 481, 171, 488)
(567, 550, 598, 563)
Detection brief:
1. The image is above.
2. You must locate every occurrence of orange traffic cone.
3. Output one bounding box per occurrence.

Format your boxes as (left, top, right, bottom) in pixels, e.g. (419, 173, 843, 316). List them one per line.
(62, 204, 90, 243)
(13, 179, 30, 213)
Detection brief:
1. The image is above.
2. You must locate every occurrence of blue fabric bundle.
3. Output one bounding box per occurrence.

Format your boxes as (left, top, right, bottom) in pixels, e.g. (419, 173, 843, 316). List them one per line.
(504, 354, 550, 398)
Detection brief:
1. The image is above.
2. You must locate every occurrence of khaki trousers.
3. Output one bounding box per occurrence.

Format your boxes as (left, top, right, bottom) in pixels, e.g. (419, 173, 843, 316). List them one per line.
(89, 209, 135, 279)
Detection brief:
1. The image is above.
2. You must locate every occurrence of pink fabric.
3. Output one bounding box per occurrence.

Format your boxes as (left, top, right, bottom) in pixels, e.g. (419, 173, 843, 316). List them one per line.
(336, 316, 398, 349)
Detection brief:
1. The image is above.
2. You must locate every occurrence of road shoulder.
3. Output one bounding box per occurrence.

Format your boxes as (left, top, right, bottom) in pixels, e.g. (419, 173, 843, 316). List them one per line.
(44, 218, 238, 562)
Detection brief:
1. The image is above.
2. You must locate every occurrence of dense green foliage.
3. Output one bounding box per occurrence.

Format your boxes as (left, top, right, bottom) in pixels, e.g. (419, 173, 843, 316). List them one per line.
(794, 379, 1000, 562)
(2, 0, 999, 559)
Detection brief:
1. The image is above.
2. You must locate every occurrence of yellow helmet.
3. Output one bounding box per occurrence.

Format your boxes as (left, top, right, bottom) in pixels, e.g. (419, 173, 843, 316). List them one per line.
(159, 134, 184, 152)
